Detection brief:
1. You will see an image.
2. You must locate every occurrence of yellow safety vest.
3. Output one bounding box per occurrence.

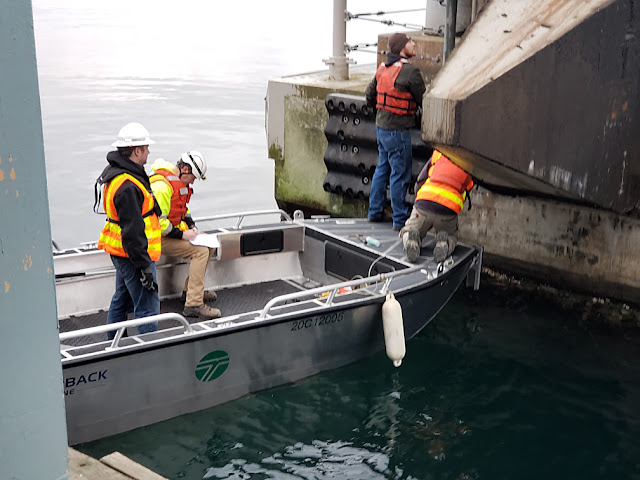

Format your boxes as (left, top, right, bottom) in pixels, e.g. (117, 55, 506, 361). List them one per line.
(98, 173, 162, 260)
(416, 151, 473, 214)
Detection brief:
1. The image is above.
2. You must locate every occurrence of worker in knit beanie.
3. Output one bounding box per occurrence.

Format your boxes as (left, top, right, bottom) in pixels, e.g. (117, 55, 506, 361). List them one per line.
(364, 32, 425, 230)
(388, 32, 411, 55)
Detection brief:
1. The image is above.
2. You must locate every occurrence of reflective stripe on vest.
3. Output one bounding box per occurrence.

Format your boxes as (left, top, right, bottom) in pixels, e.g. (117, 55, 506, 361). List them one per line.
(375, 60, 417, 116)
(150, 168, 192, 228)
(416, 151, 472, 214)
(427, 151, 474, 193)
(97, 173, 162, 260)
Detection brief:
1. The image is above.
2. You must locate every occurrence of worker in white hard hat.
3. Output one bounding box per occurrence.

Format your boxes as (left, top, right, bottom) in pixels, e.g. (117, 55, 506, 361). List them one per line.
(95, 122, 162, 338)
(149, 151, 221, 319)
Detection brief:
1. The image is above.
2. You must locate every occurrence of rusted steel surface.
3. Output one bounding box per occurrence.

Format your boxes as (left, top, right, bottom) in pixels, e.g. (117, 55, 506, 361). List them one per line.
(424, 0, 639, 215)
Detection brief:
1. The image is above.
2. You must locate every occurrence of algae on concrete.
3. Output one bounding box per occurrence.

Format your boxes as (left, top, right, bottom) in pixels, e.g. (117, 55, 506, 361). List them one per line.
(272, 79, 370, 218)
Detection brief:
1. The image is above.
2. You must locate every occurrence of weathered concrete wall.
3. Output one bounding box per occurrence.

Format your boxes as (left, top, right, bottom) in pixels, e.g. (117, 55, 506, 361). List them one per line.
(266, 67, 376, 217)
(265, 46, 444, 216)
(423, 0, 640, 215)
(265, 65, 640, 305)
(459, 188, 640, 303)
(0, 1, 70, 479)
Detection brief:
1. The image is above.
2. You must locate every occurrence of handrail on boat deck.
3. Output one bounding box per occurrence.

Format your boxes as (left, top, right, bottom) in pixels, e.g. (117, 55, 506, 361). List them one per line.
(257, 265, 431, 320)
(194, 209, 293, 229)
(59, 313, 193, 350)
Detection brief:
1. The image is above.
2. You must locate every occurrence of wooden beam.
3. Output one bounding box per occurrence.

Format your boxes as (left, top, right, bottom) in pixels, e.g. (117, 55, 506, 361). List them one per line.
(100, 452, 168, 480)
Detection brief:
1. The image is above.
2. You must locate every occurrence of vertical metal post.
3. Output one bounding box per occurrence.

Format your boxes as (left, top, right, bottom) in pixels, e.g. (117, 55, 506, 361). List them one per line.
(324, 0, 349, 80)
(443, 0, 458, 64)
(424, 0, 429, 29)
(0, 0, 70, 478)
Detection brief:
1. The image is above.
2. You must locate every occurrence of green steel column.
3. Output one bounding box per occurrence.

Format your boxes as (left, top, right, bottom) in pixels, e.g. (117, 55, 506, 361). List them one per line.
(0, 1, 70, 479)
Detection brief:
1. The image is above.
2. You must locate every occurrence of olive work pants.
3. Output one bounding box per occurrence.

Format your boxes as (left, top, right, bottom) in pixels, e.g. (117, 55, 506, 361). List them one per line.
(161, 237, 215, 307)
(399, 205, 459, 257)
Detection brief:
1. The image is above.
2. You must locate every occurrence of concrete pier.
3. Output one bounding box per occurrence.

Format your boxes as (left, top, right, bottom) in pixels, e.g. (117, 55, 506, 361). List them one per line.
(459, 187, 640, 303)
(266, 66, 374, 217)
(265, 31, 640, 304)
(423, 0, 638, 214)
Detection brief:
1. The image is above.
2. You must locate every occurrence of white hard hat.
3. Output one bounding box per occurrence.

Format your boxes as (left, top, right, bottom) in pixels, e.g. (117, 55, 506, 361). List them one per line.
(180, 151, 207, 180)
(111, 122, 155, 147)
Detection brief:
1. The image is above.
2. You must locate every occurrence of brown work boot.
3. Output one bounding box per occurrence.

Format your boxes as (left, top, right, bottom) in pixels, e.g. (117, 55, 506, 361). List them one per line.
(403, 230, 421, 263)
(433, 232, 450, 263)
(183, 304, 221, 320)
(203, 290, 217, 302)
(181, 290, 218, 303)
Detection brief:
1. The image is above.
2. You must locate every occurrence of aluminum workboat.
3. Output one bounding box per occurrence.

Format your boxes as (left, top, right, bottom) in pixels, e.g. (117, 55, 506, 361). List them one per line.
(56, 209, 482, 445)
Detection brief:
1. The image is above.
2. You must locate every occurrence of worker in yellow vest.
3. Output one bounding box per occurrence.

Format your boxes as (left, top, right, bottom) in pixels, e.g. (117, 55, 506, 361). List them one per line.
(399, 150, 474, 263)
(96, 122, 162, 339)
(149, 153, 220, 319)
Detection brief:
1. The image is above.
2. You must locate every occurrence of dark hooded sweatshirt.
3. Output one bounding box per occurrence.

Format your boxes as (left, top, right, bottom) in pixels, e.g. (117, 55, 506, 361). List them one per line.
(365, 52, 426, 130)
(96, 151, 162, 270)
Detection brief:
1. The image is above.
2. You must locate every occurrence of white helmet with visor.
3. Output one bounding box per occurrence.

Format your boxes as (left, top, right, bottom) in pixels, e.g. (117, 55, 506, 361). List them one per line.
(180, 151, 207, 180)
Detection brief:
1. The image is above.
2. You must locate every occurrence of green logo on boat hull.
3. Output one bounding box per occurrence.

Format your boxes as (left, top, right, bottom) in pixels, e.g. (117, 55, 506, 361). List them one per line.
(195, 350, 229, 382)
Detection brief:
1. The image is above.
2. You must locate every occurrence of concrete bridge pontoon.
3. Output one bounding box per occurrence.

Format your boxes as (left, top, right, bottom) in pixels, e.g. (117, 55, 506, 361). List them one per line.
(266, 0, 640, 304)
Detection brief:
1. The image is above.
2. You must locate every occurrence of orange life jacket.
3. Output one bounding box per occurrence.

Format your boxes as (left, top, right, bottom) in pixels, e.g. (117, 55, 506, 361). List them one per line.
(149, 168, 192, 229)
(98, 174, 162, 260)
(416, 151, 474, 214)
(375, 60, 417, 116)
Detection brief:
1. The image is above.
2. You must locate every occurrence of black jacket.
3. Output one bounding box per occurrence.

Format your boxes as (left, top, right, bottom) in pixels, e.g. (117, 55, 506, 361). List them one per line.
(365, 53, 426, 130)
(97, 151, 162, 270)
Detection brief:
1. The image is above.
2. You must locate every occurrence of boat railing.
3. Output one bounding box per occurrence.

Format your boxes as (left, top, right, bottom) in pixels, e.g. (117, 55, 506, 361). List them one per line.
(258, 265, 432, 319)
(59, 313, 193, 352)
(194, 209, 292, 229)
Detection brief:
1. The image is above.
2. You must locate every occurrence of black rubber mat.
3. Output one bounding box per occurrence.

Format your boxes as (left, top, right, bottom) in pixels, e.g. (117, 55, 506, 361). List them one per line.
(160, 279, 303, 318)
(59, 279, 304, 347)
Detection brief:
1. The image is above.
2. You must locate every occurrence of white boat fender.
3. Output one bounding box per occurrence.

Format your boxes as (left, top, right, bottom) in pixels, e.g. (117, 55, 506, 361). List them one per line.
(382, 292, 406, 367)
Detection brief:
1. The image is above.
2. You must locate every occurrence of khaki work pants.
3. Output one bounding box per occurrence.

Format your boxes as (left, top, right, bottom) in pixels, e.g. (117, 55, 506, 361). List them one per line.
(161, 237, 214, 307)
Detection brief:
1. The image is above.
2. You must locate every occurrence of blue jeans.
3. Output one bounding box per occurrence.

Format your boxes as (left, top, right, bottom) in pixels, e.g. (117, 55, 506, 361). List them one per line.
(107, 255, 159, 339)
(368, 127, 412, 227)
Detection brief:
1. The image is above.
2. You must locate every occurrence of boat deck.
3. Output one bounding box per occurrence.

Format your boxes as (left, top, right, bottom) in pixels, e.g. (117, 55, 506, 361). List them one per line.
(58, 278, 310, 347)
(57, 215, 481, 355)
(302, 217, 443, 271)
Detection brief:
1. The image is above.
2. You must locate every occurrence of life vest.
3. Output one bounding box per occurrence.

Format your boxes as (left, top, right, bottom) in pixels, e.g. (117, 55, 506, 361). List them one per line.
(375, 60, 417, 116)
(98, 173, 162, 260)
(416, 151, 474, 214)
(149, 168, 192, 231)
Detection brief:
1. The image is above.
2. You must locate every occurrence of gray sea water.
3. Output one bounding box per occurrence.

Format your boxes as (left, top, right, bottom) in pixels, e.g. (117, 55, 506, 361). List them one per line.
(33, 2, 640, 479)
(34, 0, 416, 248)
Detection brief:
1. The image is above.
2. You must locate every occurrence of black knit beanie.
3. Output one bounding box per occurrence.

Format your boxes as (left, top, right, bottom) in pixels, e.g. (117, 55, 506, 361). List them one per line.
(388, 33, 411, 55)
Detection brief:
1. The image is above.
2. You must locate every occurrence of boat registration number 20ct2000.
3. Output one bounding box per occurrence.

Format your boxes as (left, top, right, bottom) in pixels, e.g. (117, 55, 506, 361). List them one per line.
(55, 210, 482, 445)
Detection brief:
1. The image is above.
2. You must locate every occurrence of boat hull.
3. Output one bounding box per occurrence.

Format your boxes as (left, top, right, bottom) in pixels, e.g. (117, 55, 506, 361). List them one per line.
(63, 254, 474, 445)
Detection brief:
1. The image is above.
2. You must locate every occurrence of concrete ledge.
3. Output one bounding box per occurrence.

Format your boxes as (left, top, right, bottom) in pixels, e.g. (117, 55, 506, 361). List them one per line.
(459, 187, 640, 304)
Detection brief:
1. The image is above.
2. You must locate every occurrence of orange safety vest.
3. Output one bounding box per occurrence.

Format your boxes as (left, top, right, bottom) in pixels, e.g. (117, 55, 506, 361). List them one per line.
(149, 168, 192, 230)
(375, 60, 417, 116)
(98, 173, 162, 260)
(416, 150, 474, 214)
